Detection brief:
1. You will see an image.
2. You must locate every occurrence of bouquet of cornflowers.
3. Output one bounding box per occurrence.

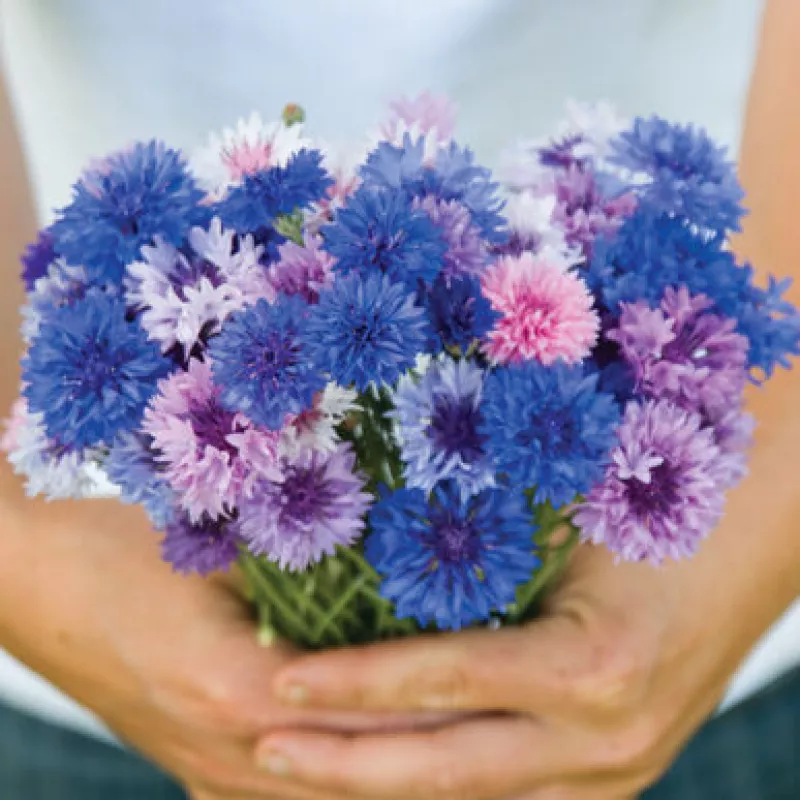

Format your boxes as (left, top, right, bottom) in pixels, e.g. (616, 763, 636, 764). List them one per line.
(5, 96, 799, 648)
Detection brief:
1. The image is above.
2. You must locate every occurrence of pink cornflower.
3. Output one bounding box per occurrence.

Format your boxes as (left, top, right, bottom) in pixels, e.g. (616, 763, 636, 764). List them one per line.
(481, 253, 599, 365)
(142, 359, 281, 522)
(381, 92, 457, 143)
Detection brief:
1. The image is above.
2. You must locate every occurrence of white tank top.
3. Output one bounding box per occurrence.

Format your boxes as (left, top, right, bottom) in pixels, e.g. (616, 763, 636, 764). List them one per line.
(3, 0, 798, 742)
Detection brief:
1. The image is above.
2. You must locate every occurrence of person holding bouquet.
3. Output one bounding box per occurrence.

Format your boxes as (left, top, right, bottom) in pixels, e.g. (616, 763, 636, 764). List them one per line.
(0, 1, 798, 799)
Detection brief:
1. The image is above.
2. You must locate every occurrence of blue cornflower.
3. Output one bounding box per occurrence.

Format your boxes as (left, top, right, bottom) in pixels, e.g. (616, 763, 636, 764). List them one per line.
(610, 116, 745, 234)
(321, 185, 446, 286)
(22, 291, 170, 451)
(422, 274, 497, 353)
(361, 135, 507, 243)
(50, 141, 205, 283)
(21, 229, 57, 291)
(392, 358, 494, 498)
(366, 482, 539, 631)
(588, 212, 744, 313)
(213, 149, 332, 234)
(207, 296, 324, 430)
(588, 211, 800, 378)
(105, 432, 176, 529)
(302, 274, 429, 391)
(480, 362, 621, 507)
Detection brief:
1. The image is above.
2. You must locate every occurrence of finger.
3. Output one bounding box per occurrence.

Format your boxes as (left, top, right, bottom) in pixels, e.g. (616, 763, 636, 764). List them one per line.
(255, 716, 563, 800)
(170, 615, 463, 735)
(273, 614, 593, 714)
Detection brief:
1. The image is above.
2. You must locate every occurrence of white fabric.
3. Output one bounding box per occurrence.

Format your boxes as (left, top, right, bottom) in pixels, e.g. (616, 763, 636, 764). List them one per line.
(1, 0, 796, 742)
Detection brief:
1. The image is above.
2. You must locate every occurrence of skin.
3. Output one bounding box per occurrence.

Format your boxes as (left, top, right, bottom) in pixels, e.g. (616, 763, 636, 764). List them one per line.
(254, 2, 800, 798)
(0, 76, 446, 800)
(1, 2, 799, 799)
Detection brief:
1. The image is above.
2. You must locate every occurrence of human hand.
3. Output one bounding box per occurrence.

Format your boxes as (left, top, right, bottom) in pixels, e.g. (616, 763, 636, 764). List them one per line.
(256, 515, 800, 800)
(0, 487, 446, 800)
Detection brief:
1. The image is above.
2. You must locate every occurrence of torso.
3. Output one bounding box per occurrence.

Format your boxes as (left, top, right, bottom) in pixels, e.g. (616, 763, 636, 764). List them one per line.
(3, 0, 791, 740)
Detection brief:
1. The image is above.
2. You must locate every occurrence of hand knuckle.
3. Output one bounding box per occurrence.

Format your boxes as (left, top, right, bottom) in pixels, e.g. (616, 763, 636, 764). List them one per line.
(571, 633, 649, 715)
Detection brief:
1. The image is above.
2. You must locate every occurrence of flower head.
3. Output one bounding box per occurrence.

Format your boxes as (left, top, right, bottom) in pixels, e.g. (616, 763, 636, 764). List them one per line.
(609, 287, 749, 414)
(380, 92, 457, 150)
(1, 398, 103, 500)
(105, 432, 176, 529)
(22, 291, 169, 450)
(236, 444, 371, 571)
(126, 221, 273, 359)
(361, 135, 507, 243)
(50, 141, 204, 282)
(610, 116, 745, 233)
(414, 196, 488, 280)
(161, 513, 240, 575)
(482, 253, 599, 365)
(268, 233, 336, 303)
(481, 362, 620, 507)
(280, 383, 358, 459)
(423, 274, 497, 354)
(208, 296, 325, 430)
(143, 359, 281, 522)
(574, 400, 728, 563)
(302, 274, 429, 391)
(392, 358, 494, 497)
(366, 483, 539, 631)
(192, 112, 312, 195)
(492, 191, 576, 263)
(212, 149, 332, 234)
(550, 166, 636, 258)
(321, 186, 446, 286)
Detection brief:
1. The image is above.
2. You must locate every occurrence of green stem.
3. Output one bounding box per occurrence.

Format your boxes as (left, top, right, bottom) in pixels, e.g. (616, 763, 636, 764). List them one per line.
(337, 545, 383, 583)
(240, 555, 339, 643)
(511, 523, 580, 623)
(312, 574, 369, 642)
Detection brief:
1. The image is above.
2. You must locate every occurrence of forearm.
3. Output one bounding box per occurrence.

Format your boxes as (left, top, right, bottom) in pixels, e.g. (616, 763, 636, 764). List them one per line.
(709, 0, 800, 648)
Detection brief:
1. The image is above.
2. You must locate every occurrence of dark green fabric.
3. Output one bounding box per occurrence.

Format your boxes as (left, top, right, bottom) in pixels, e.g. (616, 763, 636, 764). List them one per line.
(0, 667, 797, 799)
(644, 666, 800, 800)
(0, 703, 185, 800)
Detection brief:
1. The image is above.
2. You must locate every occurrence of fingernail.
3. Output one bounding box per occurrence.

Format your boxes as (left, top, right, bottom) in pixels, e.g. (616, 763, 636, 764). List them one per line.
(258, 749, 291, 776)
(276, 681, 309, 705)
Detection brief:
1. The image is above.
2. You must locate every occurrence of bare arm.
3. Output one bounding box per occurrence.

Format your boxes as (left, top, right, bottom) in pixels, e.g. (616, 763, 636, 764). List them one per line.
(0, 72, 353, 800)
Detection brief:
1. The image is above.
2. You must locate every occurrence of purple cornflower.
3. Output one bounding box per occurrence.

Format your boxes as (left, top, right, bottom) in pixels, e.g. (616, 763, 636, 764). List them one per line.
(575, 399, 728, 564)
(551, 166, 635, 258)
(161, 513, 240, 575)
(268, 233, 336, 303)
(609, 287, 749, 414)
(142, 359, 282, 522)
(235, 444, 371, 571)
(392, 358, 494, 498)
(413, 196, 488, 280)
